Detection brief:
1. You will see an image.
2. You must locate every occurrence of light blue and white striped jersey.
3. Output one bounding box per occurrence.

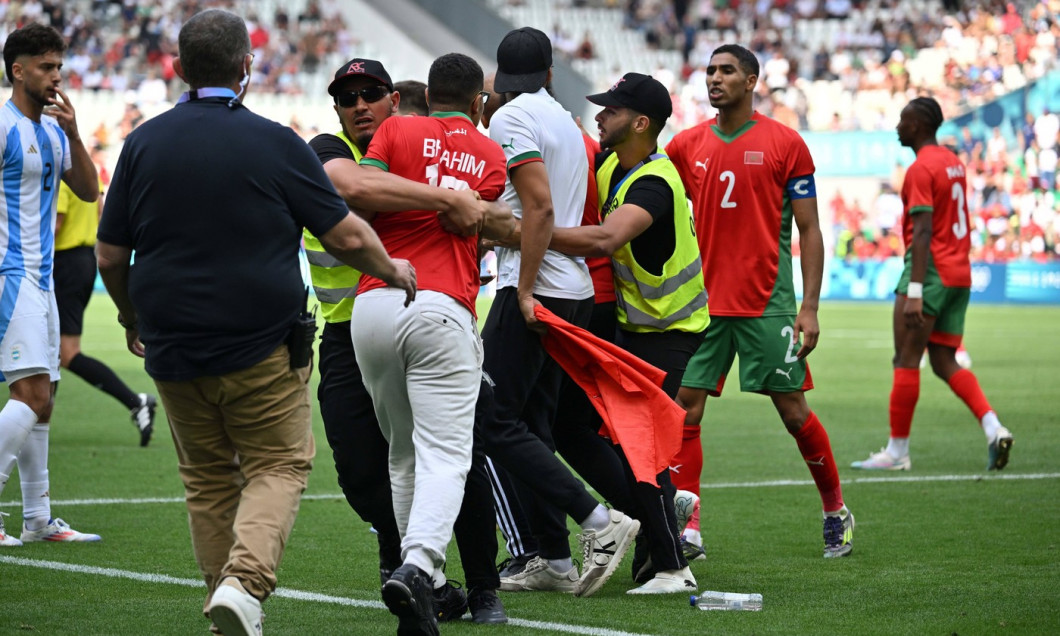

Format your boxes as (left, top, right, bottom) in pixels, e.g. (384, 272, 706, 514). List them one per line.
(0, 100, 71, 290)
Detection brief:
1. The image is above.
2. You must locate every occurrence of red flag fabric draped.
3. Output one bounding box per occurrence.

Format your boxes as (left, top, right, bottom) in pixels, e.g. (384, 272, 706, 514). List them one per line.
(533, 305, 684, 484)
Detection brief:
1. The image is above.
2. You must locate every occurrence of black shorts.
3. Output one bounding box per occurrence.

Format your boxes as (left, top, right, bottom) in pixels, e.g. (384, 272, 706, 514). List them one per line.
(53, 246, 97, 336)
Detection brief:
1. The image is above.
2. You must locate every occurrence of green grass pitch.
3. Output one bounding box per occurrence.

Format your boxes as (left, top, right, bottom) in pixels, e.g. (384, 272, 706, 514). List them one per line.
(1, 295, 1058, 635)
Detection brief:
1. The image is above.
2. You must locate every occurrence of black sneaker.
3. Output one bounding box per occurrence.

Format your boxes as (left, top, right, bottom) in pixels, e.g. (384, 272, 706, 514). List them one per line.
(468, 589, 508, 624)
(130, 394, 156, 447)
(382, 564, 439, 636)
(432, 580, 468, 622)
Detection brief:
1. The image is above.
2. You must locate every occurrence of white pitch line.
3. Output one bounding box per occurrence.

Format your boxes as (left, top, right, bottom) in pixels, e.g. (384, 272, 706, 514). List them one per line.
(700, 472, 1060, 489)
(1, 472, 1058, 508)
(0, 556, 653, 636)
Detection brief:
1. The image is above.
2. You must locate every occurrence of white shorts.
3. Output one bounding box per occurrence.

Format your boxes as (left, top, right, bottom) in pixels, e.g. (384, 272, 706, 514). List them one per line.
(0, 279, 61, 384)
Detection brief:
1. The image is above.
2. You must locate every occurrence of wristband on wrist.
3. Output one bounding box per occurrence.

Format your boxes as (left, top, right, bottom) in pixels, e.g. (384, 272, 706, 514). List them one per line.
(117, 313, 137, 330)
(906, 282, 923, 299)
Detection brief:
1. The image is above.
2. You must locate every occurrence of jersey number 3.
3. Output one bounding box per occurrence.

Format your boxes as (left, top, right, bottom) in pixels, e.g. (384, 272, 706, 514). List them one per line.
(951, 182, 968, 239)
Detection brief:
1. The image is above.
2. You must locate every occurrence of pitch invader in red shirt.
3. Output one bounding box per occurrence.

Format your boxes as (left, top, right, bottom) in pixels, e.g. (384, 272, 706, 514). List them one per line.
(666, 44, 853, 559)
(852, 97, 1011, 472)
(355, 52, 514, 636)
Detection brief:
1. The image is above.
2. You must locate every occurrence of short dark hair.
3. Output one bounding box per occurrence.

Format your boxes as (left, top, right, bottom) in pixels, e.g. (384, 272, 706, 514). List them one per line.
(711, 43, 759, 77)
(908, 96, 944, 133)
(177, 9, 249, 89)
(3, 23, 66, 84)
(394, 80, 428, 116)
(427, 53, 483, 112)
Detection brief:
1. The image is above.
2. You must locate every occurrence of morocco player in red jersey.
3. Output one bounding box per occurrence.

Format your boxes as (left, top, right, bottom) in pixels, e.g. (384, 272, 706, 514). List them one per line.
(666, 44, 853, 558)
(852, 97, 1011, 472)
(353, 53, 513, 635)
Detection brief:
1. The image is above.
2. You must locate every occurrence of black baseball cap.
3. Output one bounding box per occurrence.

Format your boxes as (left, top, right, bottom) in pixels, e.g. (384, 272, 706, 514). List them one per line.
(586, 72, 672, 122)
(494, 27, 552, 93)
(328, 58, 393, 96)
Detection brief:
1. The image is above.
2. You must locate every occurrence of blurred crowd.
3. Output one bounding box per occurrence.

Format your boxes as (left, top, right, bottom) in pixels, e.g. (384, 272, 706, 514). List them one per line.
(0, 0, 356, 105)
(619, 0, 1060, 262)
(6, 0, 1060, 262)
(830, 111, 1060, 262)
(618, 0, 1059, 131)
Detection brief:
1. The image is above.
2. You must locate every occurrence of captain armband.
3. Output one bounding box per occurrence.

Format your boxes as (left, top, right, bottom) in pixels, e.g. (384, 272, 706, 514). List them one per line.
(785, 175, 816, 199)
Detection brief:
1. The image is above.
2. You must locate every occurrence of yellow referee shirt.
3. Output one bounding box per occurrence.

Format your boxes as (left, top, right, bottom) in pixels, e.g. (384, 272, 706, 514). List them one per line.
(55, 179, 104, 251)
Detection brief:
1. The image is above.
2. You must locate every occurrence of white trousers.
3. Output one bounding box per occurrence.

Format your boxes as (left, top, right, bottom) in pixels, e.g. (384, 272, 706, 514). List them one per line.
(351, 289, 481, 576)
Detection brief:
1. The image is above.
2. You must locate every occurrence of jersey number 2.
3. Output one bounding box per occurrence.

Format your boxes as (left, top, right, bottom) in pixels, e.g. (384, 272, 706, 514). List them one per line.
(780, 326, 801, 363)
(719, 171, 737, 209)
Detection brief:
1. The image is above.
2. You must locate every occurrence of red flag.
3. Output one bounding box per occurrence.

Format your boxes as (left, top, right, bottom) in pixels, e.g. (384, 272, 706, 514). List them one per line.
(744, 151, 763, 165)
(534, 306, 683, 484)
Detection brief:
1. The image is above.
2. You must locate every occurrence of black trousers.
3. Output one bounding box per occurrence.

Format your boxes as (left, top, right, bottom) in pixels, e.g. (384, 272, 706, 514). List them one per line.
(318, 321, 402, 570)
(318, 321, 498, 591)
(478, 288, 597, 560)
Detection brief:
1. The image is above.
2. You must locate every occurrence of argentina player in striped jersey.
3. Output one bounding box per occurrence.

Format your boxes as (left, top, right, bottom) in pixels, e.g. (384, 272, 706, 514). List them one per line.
(0, 23, 100, 546)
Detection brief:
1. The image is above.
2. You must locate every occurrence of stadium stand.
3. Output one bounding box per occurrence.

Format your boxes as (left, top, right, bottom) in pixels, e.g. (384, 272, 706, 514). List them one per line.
(3, 0, 1057, 259)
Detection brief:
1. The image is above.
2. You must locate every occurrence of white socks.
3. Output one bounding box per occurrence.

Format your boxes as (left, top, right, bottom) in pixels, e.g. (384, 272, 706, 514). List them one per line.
(981, 411, 1002, 441)
(886, 437, 910, 459)
(18, 423, 51, 528)
(580, 504, 611, 531)
(0, 400, 38, 498)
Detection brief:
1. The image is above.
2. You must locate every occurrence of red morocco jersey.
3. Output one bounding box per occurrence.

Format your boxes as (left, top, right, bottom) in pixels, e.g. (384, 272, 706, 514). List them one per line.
(359, 112, 506, 315)
(580, 132, 615, 303)
(901, 145, 972, 288)
(667, 113, 815, 317)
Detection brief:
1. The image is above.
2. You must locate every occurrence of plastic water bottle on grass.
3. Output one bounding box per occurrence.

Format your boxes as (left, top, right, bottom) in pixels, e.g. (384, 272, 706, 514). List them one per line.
(690, 591, 763, 611)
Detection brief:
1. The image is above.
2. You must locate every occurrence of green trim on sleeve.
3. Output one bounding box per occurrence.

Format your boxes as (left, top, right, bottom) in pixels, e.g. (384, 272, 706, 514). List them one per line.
(909, 205, 933, 215)
(359, 157, 390, 171)
(506, 150, 542, 170)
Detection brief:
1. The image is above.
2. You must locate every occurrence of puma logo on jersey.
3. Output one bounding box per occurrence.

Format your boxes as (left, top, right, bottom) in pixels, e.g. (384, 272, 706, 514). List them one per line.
(27, 145, 38, 154)
(695, 159, 708, 171)
(775, 368, 792, 380)
(501, 138, 515, 151)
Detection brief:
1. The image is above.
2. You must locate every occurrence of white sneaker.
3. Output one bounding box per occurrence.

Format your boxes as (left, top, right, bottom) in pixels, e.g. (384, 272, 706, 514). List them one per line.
(498, 556, 577, 592)
(673, 490, 698, 531)
(574, 510, 640, 598)
(209, 577, 263, 636)
(627, 567, 697, 595)
(851, 448, 911, 471)
(20, 518, 101, 543)
(0, 512, 23, 547)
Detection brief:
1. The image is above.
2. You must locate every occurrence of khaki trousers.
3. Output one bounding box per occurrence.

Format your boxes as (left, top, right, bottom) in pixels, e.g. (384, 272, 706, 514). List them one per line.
(155, 345, 314, 605)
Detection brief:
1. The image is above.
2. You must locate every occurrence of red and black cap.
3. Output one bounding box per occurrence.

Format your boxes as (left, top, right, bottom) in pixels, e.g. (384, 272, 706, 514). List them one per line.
(328, 58, 393, 96)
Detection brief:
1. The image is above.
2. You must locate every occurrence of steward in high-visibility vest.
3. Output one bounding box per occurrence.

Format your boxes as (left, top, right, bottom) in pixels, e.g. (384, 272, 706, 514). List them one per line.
(303, 130, 363, 323)
(595, 151, 708, 334)
(543, 72, 709, 594)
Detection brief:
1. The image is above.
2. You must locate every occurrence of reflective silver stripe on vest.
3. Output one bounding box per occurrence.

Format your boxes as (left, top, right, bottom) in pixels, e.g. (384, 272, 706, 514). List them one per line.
(616, 288, 708, 330)
(612, 256, 704, 300)
(305, 248, 345, 269)
(314, 285, 358, 304)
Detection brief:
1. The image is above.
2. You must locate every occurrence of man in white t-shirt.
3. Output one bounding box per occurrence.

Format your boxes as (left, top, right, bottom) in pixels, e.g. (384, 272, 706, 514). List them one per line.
(478, 27, 640, 599)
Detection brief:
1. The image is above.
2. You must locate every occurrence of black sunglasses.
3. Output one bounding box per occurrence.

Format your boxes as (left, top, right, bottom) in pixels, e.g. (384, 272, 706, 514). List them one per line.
(336, 85, 390, 107)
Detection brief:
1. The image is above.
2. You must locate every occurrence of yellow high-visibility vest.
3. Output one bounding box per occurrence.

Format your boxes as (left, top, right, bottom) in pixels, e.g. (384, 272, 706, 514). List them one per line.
(596, 152, 708, 333)
(303, 130, 362, 323)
